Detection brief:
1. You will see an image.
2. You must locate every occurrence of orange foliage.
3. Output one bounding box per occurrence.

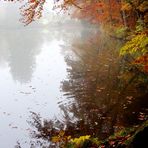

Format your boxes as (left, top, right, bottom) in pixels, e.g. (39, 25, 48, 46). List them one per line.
(4, 0, 45, 25)
(20, 0, 45, 25)
(60, 0, 121, 25)
(134, 55, 148, 73)
(73, 0, 122, 25)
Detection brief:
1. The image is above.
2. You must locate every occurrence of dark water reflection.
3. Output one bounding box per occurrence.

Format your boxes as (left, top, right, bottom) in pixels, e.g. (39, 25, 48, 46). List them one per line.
(23, 30, 148, 147)
(0, 19, 98, 147)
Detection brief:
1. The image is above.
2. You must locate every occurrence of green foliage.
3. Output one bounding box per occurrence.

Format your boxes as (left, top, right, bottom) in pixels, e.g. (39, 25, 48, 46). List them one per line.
(135, 19, 144, 33)
(115, 27, 128, 38)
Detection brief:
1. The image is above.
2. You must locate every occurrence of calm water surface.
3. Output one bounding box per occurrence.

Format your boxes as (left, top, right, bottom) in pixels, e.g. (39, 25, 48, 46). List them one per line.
(0, 24, 98, 147)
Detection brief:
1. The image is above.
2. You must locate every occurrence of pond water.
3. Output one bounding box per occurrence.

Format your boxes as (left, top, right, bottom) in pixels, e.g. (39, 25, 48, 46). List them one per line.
(0, 19, 98, 147)
(0, 4, 148, 148)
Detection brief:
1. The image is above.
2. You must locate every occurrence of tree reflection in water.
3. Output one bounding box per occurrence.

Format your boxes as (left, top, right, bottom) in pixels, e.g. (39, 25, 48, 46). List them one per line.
(19, 31, 148, 147)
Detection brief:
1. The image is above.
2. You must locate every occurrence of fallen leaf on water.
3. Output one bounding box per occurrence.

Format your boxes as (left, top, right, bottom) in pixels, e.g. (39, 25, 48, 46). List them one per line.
(12, 126, 18, 129)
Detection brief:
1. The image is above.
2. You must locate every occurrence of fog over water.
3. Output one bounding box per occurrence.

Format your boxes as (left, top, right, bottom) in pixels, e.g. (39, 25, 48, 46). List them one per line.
(0, 2, 97, 147)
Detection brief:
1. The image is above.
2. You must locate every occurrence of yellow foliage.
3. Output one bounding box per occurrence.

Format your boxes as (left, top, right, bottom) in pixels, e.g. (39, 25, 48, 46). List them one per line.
(59, 130, 65, 136)
(52, 136, 61, 143)
(70, 135, 90, 146)
(139, 1, 148, 12)
(51, 130, 66, 143)
(121, 2, 132, 11)
(120, 33, 148, 73)
(120, 34, 148, 56)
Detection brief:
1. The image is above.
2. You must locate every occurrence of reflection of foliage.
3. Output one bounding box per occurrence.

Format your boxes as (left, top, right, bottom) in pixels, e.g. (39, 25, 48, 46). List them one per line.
(60, 32, 148, 147)
(27, 112, 148, 148)
(61, 32, 123, 136)
(21, 32, 148, 148)
(27, 112, 100, 147)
